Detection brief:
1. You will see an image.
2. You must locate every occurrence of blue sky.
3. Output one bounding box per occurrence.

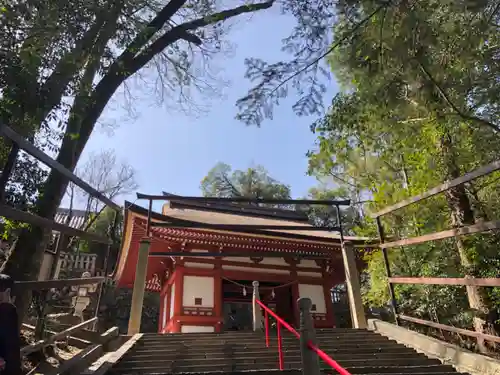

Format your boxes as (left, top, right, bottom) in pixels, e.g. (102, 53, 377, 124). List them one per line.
(79, 6, 339, 209)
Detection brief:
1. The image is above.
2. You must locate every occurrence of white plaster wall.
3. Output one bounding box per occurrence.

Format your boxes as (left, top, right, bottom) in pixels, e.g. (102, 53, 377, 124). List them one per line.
(298, 284, 326, 313)
(223, 256, 252, 263)
(222, 257, 290, 267)
(187, 249, 214, 260)
(183, 275, 214, 307)
(170, 283, 175, 319)
(261, 257, 288, 266)
(300, 260, 321, 268)
(181, 325, 215, 333)
(184, 262, 214, 269)
(297, 271, 322, 278)
(222, 265, 289, 274)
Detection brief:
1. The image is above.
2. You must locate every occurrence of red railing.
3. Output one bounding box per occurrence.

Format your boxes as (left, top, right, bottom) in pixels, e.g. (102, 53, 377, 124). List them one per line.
(255, 299, 352, 375)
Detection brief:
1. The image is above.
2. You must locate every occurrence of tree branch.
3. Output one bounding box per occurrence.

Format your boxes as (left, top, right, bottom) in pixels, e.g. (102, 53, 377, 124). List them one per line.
(417, 59, 500, 132)
(131, 1, 275, 69)
(37, 8, 111, 118)
(268, 2, 388, 97)
(62, 1, 276, 171)
(120, 0, 188, 63)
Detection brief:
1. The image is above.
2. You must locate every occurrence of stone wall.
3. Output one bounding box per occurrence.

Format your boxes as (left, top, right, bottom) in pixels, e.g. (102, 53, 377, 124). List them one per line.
(98, 286, 160, 333)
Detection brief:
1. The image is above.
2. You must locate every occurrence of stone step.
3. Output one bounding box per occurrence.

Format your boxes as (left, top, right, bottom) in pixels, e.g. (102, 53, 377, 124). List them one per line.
(128, 346, 417, 359)
(137, 335, 392, 347)
(111, 373, 467, 375)
(108, 330, 466, 375)
(132, 342, 407, 355)
(137, 335, 383, 346)
(112, 356, 441, 372)
(139, 328, 368, 338)
(342, 365, 462, 374)
(122, 351, 428, 364)
(139, 331, 379, 341)
(110, 369, 467, 375)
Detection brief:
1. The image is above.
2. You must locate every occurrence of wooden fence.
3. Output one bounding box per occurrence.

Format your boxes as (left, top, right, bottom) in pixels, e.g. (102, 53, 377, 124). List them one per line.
(371, 159, 500, 351)
(0, 122, 121, 366)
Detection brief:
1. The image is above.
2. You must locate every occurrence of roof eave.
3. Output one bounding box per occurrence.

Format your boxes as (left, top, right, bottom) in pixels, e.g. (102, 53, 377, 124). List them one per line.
(124, 200, 376, 246)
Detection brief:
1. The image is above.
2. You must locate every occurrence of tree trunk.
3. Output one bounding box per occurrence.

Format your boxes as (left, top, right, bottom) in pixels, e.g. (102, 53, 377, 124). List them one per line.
(2, 154, 77, 324)
(440, 131, 496, 352)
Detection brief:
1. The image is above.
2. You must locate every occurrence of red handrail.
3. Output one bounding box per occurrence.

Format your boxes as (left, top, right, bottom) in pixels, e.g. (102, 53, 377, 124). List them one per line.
(255, 299, 352, 375)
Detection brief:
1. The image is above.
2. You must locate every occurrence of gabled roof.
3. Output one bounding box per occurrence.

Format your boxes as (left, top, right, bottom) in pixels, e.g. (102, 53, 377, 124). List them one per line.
(113, 200, 376, 291)
(163, 192, 310, 223)
(122, 200, 373, 245)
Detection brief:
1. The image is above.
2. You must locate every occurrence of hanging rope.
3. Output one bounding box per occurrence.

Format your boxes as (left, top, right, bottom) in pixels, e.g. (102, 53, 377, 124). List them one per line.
(221, 276, 297, 291)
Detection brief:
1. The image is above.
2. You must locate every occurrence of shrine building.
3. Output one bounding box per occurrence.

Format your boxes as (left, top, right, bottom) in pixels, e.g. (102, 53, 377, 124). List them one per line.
(113, 196, 373, 334)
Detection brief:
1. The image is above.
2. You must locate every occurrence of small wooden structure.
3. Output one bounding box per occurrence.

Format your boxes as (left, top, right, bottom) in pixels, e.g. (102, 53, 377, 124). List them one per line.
(114, 195, 375, 334)
(38, 208, 101, 280)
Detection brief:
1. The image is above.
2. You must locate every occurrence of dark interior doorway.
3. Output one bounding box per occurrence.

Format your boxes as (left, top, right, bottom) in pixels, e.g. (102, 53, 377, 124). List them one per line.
(222, 279, 294, 331)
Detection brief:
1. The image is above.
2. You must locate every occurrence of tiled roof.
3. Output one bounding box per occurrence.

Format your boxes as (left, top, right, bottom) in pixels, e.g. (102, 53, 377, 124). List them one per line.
(53, 208, 93, 230)
(164, 192, 310, 222)
(161, 204, 371, 242)
(133, 217, 338, 255)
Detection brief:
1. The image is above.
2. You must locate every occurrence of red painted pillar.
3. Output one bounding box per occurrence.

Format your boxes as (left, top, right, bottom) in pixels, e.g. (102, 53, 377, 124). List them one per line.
(173, 320, 181, 333)
(289, 265, 300, 328)
(214, 252, 223, 332)
(172, 266, 184, 333)
(158, 292, 165, 333)
(323, 280, 335, 328)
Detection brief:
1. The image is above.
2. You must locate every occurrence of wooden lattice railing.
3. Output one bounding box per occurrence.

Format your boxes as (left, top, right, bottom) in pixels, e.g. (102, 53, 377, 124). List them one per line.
(371, 159, 500, 351)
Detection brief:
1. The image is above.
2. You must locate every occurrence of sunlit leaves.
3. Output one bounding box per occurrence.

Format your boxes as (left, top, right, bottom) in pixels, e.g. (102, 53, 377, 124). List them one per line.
(305, 0, 500, 341)
(200, 162, 292, 208)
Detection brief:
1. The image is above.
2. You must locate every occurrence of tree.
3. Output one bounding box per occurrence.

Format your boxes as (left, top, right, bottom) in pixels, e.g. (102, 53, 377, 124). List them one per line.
(235, 1, 392, 126)
(300, 184, 363, 235)
(236, 1, 500, 129)
(71, 149, 137, 214)
(308, 89, 500, 350)
(0, 150, 48, 265)
(200, 162, 291, 206)
(1, 0, 281, 319)
(305, 0, 500, 351)
(64, 149, 136, 253)
(0, 147, 48, 241)
(79, 207, 123, 274)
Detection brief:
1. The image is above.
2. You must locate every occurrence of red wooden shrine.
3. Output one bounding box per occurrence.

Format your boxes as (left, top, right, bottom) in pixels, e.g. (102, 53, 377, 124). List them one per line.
(113, 197, 372, 334)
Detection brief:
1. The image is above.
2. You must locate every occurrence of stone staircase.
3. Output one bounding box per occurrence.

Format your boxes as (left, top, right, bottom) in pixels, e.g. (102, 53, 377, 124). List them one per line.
(108, 328, 469, 375)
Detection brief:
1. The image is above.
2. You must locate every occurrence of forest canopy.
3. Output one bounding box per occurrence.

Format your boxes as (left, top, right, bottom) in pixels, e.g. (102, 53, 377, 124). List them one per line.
(302, 0, 500, 353)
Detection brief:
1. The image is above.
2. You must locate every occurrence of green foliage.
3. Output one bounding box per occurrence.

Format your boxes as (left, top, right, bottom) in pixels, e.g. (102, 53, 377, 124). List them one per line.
(299, 184, 363, 234)
(1, 150, 48, 241)
(1, 0, 284, 285)
(200, 162, 292, 207)
(79, 207, 123, 255)
(303, 0, 500, 344)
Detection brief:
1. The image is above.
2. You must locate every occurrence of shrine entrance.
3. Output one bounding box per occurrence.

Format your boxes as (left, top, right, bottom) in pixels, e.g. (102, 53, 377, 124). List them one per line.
(113, 195, 373, 334)
(222, 279, 295, 331)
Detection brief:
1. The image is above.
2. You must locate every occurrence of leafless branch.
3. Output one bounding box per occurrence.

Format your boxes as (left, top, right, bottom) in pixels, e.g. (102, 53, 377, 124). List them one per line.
(74, 149, 138, 213)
